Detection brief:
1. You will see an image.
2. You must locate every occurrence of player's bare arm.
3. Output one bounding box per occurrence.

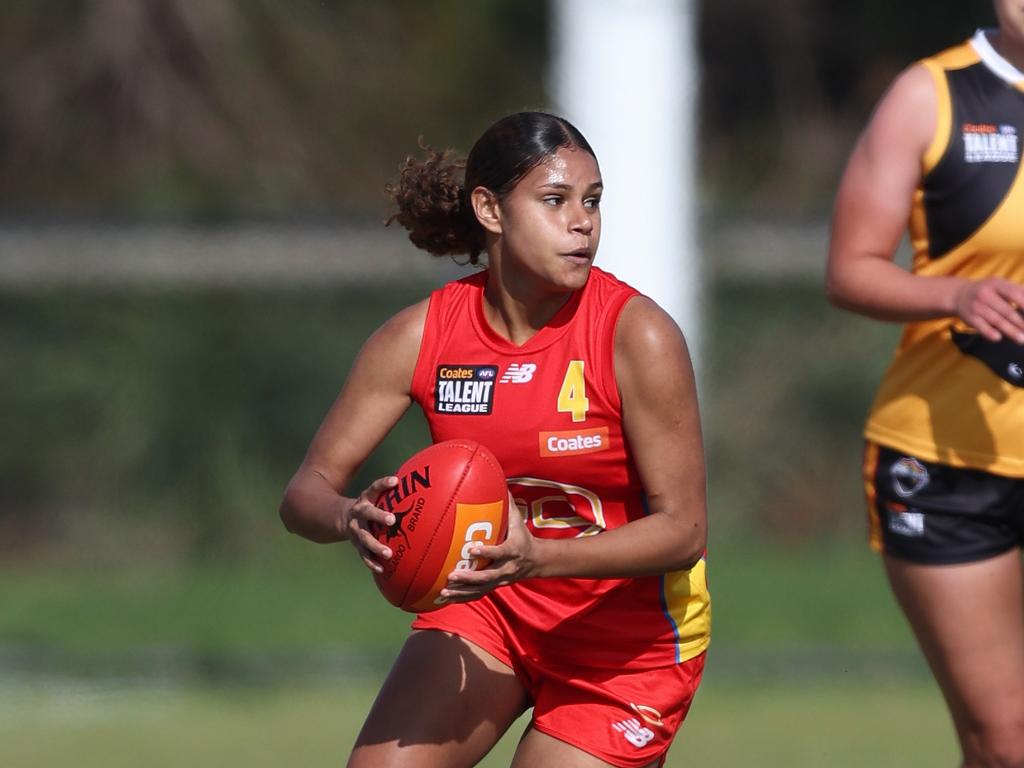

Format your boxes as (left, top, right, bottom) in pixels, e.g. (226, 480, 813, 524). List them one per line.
(584, 294, 707, 574)
(279, 299, 427, 570)
(827, 63, 1024, 342)
(827, 64, 944, 317)
(446, 295, 706, 598)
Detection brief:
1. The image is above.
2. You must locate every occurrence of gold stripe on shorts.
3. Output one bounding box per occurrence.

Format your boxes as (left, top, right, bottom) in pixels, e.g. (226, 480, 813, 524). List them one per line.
(862, 442, 883, 553)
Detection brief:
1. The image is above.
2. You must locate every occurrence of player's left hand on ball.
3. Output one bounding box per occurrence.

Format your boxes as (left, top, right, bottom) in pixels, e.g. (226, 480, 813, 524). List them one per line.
(345, 475, 399, 574)
(441, 493, 538, 602)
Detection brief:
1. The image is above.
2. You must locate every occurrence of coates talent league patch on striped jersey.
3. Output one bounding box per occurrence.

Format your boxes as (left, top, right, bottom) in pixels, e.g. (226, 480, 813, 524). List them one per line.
(962, 122, 1019, 163)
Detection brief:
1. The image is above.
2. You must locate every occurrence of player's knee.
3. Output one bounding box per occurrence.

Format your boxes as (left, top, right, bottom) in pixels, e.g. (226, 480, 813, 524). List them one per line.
(963, 720, 1024, 768)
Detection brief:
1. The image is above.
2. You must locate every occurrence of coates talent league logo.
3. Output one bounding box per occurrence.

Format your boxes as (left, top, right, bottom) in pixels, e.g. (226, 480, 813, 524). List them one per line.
(434, 365, 498, 415)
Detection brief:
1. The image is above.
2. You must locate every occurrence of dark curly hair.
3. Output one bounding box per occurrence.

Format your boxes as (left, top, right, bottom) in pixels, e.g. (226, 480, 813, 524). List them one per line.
(386, 112, 596, 265)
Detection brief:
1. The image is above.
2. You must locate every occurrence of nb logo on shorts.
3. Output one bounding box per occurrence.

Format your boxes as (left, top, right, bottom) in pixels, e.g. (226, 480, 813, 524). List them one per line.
(612, 718, 656, 748)
(888, 509, 925, 538)
(500, 363, 537, 384)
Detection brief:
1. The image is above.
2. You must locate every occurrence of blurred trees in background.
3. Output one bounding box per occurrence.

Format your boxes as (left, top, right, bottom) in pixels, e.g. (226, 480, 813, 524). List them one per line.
(699, 0, 987, 208)
(0, 0, 993, 216)
(0, 0, 547, 215)
(0, 288, 431, 563)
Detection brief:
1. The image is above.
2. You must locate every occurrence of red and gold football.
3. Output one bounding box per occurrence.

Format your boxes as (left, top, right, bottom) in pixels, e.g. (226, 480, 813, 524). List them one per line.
(372, 439, 509, 613)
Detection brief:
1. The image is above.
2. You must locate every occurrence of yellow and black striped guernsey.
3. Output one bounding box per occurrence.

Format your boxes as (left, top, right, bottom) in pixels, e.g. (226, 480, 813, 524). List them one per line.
(866, 29, 1024, 477)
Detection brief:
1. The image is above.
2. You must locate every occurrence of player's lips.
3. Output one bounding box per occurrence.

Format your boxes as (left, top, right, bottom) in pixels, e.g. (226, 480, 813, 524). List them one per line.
(561, 247, 593, 263)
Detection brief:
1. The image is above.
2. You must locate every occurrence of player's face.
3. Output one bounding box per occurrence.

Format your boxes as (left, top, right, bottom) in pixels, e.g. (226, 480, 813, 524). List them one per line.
(994, 0, 1024, 49)
(496, 146, 602, 292)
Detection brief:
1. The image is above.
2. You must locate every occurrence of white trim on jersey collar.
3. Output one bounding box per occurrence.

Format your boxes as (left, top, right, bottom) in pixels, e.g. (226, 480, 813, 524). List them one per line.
(971, 28, 1024, 85)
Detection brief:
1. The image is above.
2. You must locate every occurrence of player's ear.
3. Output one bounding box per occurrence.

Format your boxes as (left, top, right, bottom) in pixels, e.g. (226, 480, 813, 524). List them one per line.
(470, 186, 502, 235)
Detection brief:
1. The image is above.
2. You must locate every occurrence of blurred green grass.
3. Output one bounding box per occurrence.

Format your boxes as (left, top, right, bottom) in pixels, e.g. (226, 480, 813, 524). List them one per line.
(0, 679, 956, 767)
(0, 539, 407, 657)
(0, 539, 915, 657)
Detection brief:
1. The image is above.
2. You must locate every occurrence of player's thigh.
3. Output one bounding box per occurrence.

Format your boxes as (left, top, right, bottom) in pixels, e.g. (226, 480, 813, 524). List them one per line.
(512, 653, 704, 768)
(348, 629, 529, 768)
(511, 726, 660, 768)
(884, 550, 1024, 738)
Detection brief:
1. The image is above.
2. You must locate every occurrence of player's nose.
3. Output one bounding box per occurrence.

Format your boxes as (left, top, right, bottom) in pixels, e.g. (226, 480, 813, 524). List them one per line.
(569, 202, 594, 234)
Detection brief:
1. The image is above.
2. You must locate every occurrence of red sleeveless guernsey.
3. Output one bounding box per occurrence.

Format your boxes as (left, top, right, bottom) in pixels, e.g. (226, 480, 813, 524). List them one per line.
(409, 266, 710, 669)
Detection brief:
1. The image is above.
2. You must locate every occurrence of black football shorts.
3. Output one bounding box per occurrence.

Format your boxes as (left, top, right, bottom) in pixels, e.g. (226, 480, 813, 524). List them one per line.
(863, 442, 1024, 564)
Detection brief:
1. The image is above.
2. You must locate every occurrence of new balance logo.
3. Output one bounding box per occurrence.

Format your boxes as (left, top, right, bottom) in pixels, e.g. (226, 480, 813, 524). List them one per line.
(612, 718, 655, 748)
(500, 363, 537, 384)
(888, 509, 925, 538)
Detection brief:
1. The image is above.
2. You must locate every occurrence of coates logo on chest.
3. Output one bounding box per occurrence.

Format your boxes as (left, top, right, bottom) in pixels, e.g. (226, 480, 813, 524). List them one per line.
(539, 427, 610, 457)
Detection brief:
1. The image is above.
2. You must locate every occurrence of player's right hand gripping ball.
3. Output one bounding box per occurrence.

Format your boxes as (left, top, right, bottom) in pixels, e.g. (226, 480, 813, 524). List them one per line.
(372, 439, 509, 612)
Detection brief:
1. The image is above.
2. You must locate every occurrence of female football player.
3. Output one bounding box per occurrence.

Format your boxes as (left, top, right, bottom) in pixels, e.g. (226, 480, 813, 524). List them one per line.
(827, 3, 1024, 764)
(280, 111, 710, 768)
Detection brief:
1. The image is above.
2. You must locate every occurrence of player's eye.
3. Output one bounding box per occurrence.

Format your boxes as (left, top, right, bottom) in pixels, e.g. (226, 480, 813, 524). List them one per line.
(584, 196, 601, 209)
(542, 195, 563, 206)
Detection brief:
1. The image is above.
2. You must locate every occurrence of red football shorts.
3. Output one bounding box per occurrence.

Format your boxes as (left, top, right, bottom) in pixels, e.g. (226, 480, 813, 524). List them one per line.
(413, 597, 706, 768)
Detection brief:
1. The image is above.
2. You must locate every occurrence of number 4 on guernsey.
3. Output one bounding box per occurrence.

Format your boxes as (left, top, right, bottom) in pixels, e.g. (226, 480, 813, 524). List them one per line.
(557, 360, 589, 422)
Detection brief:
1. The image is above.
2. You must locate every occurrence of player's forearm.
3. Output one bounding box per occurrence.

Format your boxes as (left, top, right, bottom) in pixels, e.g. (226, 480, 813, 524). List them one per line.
(279, 470, 352, 543)
(532, 511, 706, 580)
(826, 253, 963, 322)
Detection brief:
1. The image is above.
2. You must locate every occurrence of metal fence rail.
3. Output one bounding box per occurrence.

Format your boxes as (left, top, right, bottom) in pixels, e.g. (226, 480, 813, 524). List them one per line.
(0, 215, 856, 290)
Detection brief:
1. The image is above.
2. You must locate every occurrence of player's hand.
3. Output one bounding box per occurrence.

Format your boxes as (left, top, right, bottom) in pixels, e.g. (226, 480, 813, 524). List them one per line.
(440, 494, 539, 602)
(953, 277, 1024, 344)
(344, 476, 398, 574)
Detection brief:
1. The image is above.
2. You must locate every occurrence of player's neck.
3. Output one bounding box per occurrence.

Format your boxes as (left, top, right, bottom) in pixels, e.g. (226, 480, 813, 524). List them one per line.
(990, 29, 1024, 73)
(482, 265, 574, 347)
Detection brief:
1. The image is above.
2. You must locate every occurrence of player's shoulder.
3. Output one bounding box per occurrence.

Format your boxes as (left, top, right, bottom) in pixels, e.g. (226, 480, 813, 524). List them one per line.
(581, 266, 643, 331)
(441, 268, 489, 297)
(420, 269, 488, 320)
(362, 298, 429, 363)
(876, 36, 979, 120)
(924, 36, 980, 71)
(579, 267, 684, 359)
(385, 296, 430, 334)
(879, 62, 939, 117)
(614, 294, 687, 363)
(345, 297, 429, 396)
(862, 61, 941, 155)
(612, 295, 694, 405)
(373, 269, 484, 346)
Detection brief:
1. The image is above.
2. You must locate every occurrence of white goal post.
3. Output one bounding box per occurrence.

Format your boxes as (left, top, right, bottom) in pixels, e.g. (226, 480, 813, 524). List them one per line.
(552, 0, 702, 372)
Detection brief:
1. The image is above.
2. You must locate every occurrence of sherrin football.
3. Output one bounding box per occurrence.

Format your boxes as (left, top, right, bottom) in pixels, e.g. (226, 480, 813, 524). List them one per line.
(372, 439, 509, 613)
